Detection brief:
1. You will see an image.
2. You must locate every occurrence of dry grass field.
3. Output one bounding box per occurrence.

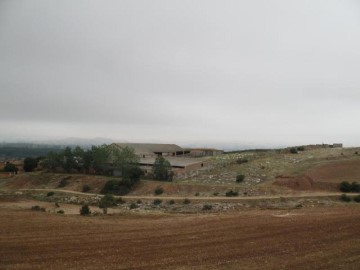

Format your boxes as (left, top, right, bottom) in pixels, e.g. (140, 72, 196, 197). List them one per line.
(1, 204, 359, 270)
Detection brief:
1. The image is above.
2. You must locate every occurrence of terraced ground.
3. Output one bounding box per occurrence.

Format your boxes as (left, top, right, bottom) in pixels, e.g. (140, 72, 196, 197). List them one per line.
(0, 205, 359, 270)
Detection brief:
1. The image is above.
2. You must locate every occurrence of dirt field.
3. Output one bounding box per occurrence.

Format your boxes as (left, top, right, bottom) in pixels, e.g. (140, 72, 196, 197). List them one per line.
(1, 205, 359, 270)
(274, 159, 360, 191)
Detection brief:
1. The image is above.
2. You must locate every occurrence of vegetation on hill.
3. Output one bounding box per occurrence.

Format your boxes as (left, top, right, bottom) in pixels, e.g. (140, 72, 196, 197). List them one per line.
(3, 162, 18, 174)
(0, 143, 64, 158)
(152, 156, 173, 181)
(339, 181, 360, 193)
(23, 157, 39, 172)
(42, 144, 141, 177)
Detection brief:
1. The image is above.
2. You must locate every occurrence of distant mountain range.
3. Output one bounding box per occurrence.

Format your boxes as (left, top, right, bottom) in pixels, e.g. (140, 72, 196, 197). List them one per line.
(0, 137, 287, 152)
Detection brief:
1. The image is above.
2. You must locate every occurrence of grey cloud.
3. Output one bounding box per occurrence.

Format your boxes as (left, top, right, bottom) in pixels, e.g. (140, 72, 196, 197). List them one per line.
(1, 0, 360, 147)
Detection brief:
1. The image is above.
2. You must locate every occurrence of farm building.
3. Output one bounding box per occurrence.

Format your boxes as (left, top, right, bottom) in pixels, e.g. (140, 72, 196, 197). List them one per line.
(187, 148, 224, 157)
(111, 143, 189, 158)
(110, 143, 213, 178)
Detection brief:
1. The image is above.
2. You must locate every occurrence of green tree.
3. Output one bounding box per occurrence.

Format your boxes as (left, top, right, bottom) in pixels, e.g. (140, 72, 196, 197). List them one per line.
(73, 146, 85, 172)
(80, 204, 91, 215)
(23, 157, 38, 172)
(153, 156, 173, 181)
(4, 162, 18, 174)
(111, 146, 140, 178)
(339, 181, 352, 192)
(43, 151, 62, 171)
(99, 194, 115, 214)
(91, 145, 110, 174)
(61, 147, 75, 173)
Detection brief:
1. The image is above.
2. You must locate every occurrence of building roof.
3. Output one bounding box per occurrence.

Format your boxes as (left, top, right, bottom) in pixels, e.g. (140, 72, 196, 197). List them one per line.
(111, 143, 183, 155)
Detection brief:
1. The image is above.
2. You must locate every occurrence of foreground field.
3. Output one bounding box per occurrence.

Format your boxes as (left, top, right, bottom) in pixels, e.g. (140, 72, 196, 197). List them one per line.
(1, 205, 359, 269)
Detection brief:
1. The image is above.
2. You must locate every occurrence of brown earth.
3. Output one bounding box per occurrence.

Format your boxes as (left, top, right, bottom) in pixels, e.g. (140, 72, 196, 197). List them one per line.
(0, 172, 111, 193)
(305, 159, 360, 182)
(0, 173, 243, 197)
(273, 159, 360, 191)
(0, 204, 359, 270)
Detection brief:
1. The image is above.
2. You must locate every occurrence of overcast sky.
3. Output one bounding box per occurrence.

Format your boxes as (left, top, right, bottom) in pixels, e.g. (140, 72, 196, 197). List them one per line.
(1, 0, 360, 148)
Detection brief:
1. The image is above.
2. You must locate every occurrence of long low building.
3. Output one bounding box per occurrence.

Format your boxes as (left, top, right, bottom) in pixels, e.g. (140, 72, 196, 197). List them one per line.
(111, 143, 189, 158)
(110, 143, 215, 178)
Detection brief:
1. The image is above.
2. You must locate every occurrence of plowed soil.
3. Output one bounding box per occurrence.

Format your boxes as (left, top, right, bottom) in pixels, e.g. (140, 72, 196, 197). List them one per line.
(0, 205, 359, 269)
(274, 159, 360, 191)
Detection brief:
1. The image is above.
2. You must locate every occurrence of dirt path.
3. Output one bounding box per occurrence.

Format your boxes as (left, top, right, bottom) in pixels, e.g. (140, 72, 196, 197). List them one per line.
(17, 188, 358, 201)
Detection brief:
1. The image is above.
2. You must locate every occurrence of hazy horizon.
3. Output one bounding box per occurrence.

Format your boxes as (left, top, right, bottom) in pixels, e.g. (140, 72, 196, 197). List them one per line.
(1, 0, 360, 148)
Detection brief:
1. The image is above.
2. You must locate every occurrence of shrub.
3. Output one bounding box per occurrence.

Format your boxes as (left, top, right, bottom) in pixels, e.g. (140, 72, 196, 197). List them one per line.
(58, 178, 68, 188)
(213, 192, 219, 196)
(236, 158, 249, 164)
(297, 146, 305, 151)
(57, 210, 64, 214)
(136, 199, 142, 204)
(236, 174, 245, 183)
(129, 203, 139, 209)
(153, 199, 162, 205)
(153, 156, 173, 181)
(340, 181, 352, 192)
(195, 192, 200, 196)
(47, 191, 54, 197)
(31, 205, 46, 212)
(80, 204, 91, 215)
(202, 204, 213, 210)
(225, 190, 239, 197)
(183, 198, 191, 204)
(117, 197, 126, 204)
(290, 148, 298, 154)
(23, 157, 38, 172)
(4, 162, 18, 173)
(99, 194, 116, 214)
(168, 199, 175, 205)
(354, 195, 360, 203)
(82, 184, 91, 193)
(55, 202, 60, 208)
(101, 179, 137, 196)
(154, 187, 164, 195)
(339, 181, 359, 192)
(351, 182, 360, 192)
(340, 194, 352, 202)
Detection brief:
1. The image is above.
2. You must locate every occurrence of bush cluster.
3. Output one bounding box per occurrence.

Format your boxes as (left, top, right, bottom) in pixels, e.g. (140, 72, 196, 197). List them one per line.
(183, 198, 191, 204)
(340, 194, 352, 202)
(340, 194, 360, 203)
(129, 203, 139, 209)
(80, 204, 91, 215)
(58, 178, 68, 188)
(154, 187, 164, 195)
(202, 204, 213, 211)
(31, 205, 45, 212)
(339, 181, 360, 193)
(47, 191, 54, 197)
(225, 190, 239, 197)
(236, 174, 245, 183)
(168, 199, 175, 205)
(236, 158, 249, 164)
(153, 199, 162, 205)
(101, 178, 138, 196)
(82, 184, 91, 193)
